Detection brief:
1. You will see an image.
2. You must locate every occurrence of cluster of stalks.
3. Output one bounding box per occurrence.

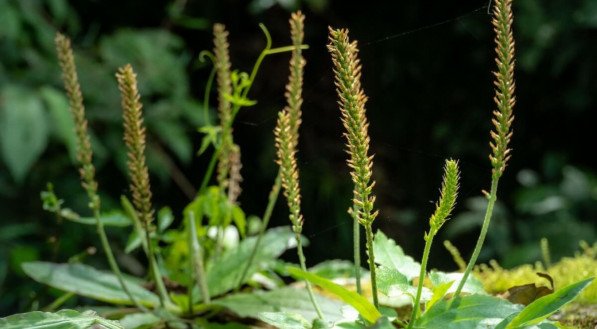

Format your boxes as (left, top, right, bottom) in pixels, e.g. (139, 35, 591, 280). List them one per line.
(53, 0, 515, 323)
(324, 0, 515, 321)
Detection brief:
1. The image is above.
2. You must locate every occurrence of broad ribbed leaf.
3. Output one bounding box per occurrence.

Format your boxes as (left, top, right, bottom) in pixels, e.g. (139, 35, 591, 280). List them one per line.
(258, 312, 311, 329)
(22, 262, 159, 306)
(213, 287, 346, 323)
(203, 226, 296, 298)
(0, 309, 123, 329)
(117, 313, 160, 329)
(413, 294, 522, 329)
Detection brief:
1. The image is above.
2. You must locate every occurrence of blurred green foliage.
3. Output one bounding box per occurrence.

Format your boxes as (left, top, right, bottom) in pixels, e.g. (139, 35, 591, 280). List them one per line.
(0, 0, 205, 314)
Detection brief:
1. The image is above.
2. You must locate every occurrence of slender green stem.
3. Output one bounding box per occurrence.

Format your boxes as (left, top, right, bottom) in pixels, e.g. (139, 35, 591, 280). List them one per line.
(295, 231, 325, 320)
(198, 148, 220, 195)
(198, 24, 300, 289)
(236, 172, 281, 289)
(364, 224, 378, 308)
(541, 237, 551, 268)
(352, 207, 362, 294)
(266, 45, 309, 55)
(454, 179, 499, 298)
(197, 32, 298, 196)
(408, 232, 434, 327)
(203, 66, 216, 125)
(188, 212, 211, 307)
(43, 292, 75, 312)
(145, 228, 170, 308)
(94, 207, 147, 312)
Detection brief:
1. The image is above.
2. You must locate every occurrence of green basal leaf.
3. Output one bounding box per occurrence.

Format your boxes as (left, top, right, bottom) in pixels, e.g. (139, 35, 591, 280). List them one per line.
(213, 287, 346, 323)
(428, 270, 486, 295)
(117, 312, 160, 329)
(258, 312, 311, 329)
(201, 322, 250, 329)
(310, 260, 360, 280)
(413, 294, 522, 329)
(370, 317, 395, 329)
(373, 231, 420, 280)
(199, 226, 297, 298)
(0, 309, 123, 329)
(376, 265, 408, 295)
(287, 267, 381, 324)
(22, 262, 159, 307)
(504, 277, 594, 328)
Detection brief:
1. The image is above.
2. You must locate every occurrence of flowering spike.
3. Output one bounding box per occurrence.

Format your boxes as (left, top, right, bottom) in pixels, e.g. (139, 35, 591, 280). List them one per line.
(489, 0, 516, 179)
(116, 64, 154, 227)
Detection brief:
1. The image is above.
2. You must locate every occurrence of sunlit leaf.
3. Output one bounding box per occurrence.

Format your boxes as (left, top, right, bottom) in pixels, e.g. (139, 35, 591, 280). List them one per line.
(0, 309, 124, 329)
(287, 267, 381, 324)
(504, 277, 594, 328)
(373, 231, 420, 280)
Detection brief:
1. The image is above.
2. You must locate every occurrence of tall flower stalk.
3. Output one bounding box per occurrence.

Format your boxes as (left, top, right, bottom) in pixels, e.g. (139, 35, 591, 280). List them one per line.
(408, 160, 459, 327)
(213, 23, 242, 257)
(454, 0, 516, 298)
(213, 23, 237, 196)
(116, 64, 170, 308)
(54, 33, 144, 311)
(328, 27, 380, 307)
(237, 11, 307, 288)
(275, 110, 324, 320)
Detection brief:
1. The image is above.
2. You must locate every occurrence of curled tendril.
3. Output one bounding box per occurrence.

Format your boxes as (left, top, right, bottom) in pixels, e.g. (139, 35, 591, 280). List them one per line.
(258, 23, 273, 51)
(199, 50, 216, 64)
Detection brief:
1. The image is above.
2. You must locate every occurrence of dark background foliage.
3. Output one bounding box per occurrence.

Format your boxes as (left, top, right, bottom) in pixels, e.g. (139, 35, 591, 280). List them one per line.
(0, 0, 595, 314)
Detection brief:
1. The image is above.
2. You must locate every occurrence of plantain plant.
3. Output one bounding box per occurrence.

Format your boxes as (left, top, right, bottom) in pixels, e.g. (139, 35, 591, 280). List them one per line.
(1, 1, 594, 328)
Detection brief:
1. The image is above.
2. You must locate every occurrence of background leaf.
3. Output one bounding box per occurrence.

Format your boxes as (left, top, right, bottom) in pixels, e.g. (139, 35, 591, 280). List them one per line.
(0, 86, 49, 183)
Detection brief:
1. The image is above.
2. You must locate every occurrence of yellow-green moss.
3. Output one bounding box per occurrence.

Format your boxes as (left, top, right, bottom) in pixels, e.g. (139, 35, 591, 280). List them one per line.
(474, 242, 597, 305)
